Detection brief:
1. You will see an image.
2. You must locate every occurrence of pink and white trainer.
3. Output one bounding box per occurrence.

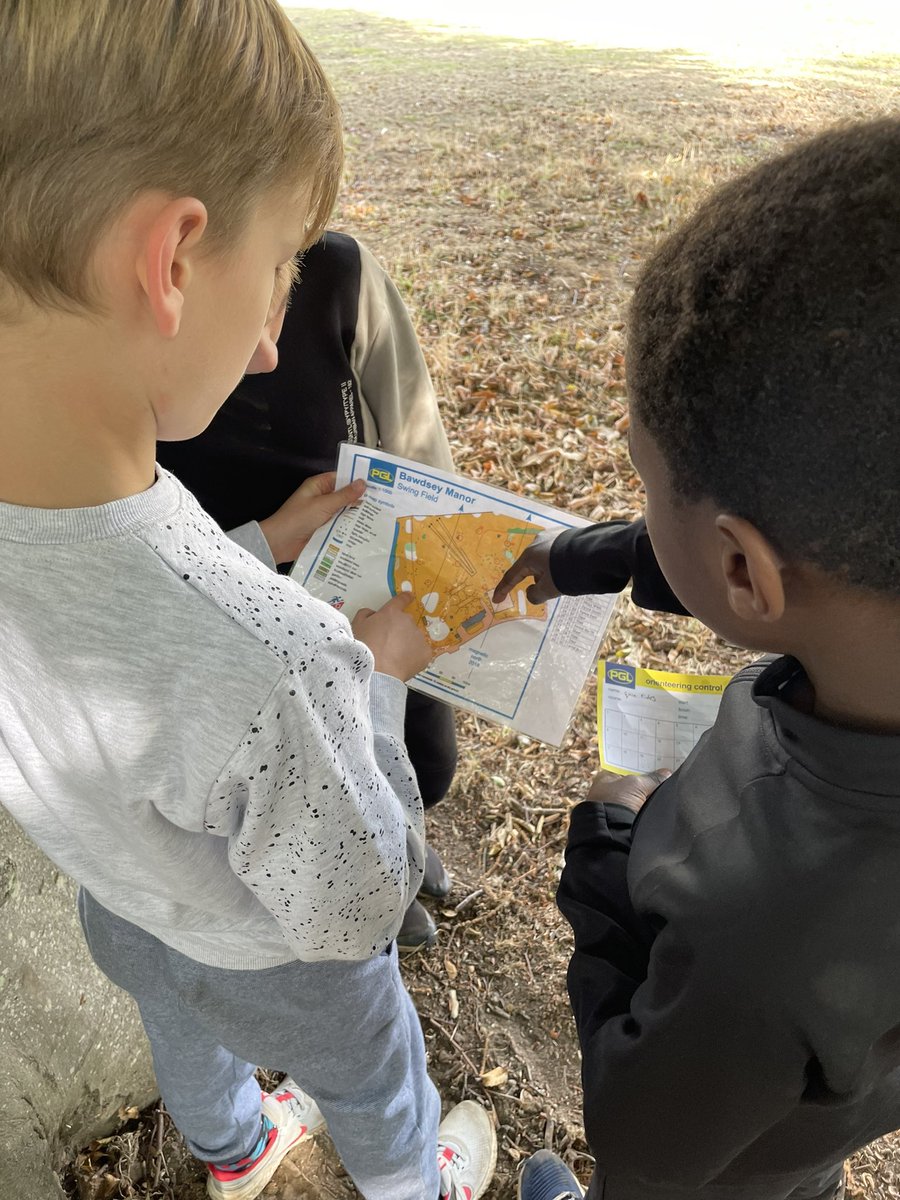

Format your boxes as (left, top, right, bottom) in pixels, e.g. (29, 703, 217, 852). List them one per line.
(206, 1081, 325, 1200)
(437, 1101, 497, 1200)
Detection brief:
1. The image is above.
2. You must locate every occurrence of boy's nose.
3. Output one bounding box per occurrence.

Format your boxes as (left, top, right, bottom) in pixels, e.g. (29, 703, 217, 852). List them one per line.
(245, 335, 279, 375)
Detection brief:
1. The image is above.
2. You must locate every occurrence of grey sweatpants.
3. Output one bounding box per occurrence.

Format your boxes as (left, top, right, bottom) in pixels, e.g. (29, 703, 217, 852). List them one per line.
(78, 889, 441, 1200)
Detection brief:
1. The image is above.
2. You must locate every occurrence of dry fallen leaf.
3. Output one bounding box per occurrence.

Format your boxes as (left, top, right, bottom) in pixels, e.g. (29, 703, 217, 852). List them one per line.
(480, 1066, 509, 1089)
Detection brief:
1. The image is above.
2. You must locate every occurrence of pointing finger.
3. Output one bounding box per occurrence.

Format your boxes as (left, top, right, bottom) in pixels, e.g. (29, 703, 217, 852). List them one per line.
(384, 590, 416, 613)
(493, 562, 529, 604)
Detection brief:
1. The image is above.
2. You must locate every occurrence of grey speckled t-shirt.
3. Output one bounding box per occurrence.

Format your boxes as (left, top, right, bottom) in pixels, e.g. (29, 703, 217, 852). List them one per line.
(0, 469, 424, 968)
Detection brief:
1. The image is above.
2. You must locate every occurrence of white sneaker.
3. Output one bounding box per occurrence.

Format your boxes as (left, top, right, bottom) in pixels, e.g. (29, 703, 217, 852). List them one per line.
(437, 1101, 497, 1200)
(205, 1081, 324, 1200)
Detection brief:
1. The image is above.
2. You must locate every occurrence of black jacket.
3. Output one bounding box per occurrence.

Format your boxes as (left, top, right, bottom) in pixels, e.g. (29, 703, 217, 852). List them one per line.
(553, 520, 900, 1191)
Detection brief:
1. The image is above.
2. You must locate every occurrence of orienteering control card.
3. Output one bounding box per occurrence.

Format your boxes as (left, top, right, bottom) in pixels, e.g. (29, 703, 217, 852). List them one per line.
(598, 661, 731, 774)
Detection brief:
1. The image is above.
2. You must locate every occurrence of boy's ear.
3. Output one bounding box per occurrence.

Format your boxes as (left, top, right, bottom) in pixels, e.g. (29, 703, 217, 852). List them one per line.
(715, 514, 786, 623)
(136, 198, 209, 339)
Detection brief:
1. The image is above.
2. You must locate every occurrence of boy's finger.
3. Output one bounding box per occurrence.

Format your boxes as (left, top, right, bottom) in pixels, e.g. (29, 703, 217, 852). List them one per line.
(318, 478, 365, 515)
(526, 578, 557, 605)
(617, 769, 672, 809)
(383, 590, 416, 613)
(493, 561, 528, 604)
(353, 606, 375, 621)
(305, 470, 337, 494)
(334, 477, 366, 504)
(632, 770, 669, 799)
(587, 767, 671, 808)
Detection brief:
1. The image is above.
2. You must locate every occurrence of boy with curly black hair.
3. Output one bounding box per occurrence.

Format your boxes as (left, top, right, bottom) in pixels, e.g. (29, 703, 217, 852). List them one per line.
(506, 118, 900, 1200)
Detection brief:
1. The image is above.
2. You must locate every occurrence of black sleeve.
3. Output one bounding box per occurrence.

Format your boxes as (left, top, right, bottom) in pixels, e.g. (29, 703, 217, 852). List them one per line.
(549, 517, 689, 616)
(557, 801, 655, 1047)
(558, 800, 807, 1188)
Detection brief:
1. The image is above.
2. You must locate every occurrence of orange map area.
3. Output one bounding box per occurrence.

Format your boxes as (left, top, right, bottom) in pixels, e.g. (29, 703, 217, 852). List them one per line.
(390, 512, 547, 657)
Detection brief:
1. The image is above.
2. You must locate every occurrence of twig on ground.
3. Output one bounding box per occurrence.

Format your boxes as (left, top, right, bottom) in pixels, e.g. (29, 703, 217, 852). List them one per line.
(424, 1013, 483, 1077)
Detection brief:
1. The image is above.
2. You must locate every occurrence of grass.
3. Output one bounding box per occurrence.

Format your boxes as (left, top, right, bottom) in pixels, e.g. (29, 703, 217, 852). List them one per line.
(66, 10, 900, 1200)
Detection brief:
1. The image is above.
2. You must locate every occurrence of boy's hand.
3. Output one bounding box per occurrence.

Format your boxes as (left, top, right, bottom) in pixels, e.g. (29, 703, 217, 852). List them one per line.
(351, 592, 433, 681)
(586, 768, 671, 814)
(493, 530, 561, 605)
(259, 473, 366, 565)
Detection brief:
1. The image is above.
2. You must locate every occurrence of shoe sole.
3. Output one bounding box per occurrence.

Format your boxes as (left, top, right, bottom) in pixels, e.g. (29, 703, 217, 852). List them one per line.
(477, 1125, 499, 1200)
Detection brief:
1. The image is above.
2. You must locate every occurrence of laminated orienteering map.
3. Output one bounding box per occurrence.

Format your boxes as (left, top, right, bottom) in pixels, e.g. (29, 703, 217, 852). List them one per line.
(293, 445, 617, 744)
(390, 512, 548, 656)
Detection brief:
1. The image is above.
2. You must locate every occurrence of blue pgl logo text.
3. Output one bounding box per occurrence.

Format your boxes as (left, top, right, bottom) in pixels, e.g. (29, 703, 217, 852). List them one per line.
(606, 662, 636, 689)
(367, 458, 396, 486)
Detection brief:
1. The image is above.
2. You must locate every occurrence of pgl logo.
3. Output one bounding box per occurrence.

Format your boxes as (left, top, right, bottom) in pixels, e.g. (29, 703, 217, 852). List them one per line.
(606, 662, 636, 689)
(367, 458, 396, 486)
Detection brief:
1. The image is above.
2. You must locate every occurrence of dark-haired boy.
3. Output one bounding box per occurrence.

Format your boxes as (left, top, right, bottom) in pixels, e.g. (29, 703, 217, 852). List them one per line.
(502, 118, 900, 1200)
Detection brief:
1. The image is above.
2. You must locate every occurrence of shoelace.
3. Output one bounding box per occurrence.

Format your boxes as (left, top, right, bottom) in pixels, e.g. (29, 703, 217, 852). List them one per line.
(273, 1088, 307, 1122)
(437, 1143, 472, 1200)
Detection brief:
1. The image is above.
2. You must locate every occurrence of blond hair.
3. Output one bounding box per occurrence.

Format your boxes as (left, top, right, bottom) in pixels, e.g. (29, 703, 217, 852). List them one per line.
(0, 0, 343, 313)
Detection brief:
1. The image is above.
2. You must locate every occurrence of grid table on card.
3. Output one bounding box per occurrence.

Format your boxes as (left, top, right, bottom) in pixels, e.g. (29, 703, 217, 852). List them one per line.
(604, 705, 712, 773)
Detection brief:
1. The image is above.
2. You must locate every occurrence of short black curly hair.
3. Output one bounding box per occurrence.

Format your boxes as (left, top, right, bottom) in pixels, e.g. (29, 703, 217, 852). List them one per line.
(628, 118, 900, 595)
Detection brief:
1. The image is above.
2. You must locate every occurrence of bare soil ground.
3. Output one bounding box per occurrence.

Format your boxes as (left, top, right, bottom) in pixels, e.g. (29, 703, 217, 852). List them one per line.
(66, 11, 900, 1200)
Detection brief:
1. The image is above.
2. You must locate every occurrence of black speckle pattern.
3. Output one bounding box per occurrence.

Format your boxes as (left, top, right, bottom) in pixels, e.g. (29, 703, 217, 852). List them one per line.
(154, 479, 425, 960)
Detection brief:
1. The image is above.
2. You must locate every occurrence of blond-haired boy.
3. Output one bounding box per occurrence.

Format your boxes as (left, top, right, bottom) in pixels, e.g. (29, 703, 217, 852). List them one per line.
(0, 3, 494, 1198)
